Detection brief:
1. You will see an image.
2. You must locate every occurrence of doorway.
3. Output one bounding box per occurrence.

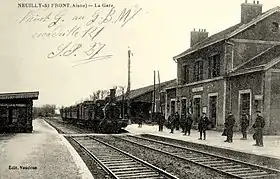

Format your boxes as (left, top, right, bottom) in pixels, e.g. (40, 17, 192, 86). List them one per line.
(209, 95, 217, 128)
(193, 97, 201, 121)
(170, 100, 175, 115)
(240, 92, 251, 119)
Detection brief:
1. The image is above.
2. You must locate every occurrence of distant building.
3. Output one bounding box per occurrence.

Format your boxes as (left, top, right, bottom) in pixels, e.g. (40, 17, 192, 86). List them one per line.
(116, 79, 176, 121)
(0, 91, 39, 133)
(171, 2, 280, 134)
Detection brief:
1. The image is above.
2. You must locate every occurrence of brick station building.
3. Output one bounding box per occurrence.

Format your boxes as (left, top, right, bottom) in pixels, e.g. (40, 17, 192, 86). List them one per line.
(0, 91, 39, 133)
(170, 2, 280, 134)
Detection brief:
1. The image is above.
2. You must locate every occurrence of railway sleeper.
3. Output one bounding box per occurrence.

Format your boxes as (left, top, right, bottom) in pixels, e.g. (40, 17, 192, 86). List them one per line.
(243, 173, 278, 179)
(209, 162, 240, 167)
(105, 162, 138, 167)
(110, 166, 148, 172)
(230, 170, 263, 175)
(102, 160, 135, 164)
(116, 171, 159, 178)
(183, 156, 206, 160)
(113, 169, 154, 175)
(223, 168, 255, 172)
(108, 164, 142, 169)
(199, 160, 226, 165)
(96, 155, 122, 158)
(117, 173, 161, 179)
(237, 171, 269, 177)
(191, 157, 214, 162)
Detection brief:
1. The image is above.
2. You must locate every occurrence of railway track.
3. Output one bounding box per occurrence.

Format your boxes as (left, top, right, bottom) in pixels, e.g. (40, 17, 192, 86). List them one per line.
(70, 135, 179, 179)
(44, 118, 85, 134)
(113, 135, 280, 179)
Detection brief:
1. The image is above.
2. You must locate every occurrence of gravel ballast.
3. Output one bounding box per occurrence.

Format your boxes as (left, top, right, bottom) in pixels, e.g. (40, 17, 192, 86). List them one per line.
(94, 135, 232, 179)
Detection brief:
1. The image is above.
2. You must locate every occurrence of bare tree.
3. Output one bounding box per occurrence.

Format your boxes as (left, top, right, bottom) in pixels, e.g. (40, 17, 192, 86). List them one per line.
(100, 89, 109, 99)
(96, 90, 101, 99)
(33, 104, 57, 117)
(116, 86, 125, 97)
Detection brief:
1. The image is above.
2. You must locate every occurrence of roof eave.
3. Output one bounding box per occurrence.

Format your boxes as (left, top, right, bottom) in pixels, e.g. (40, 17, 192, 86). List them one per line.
(173, 39, 226, 60)
(173, 7, 280, 61)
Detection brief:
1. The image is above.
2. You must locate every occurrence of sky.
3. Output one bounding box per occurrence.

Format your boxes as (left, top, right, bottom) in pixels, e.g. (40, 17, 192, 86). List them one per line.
(0, 0, 279, 107)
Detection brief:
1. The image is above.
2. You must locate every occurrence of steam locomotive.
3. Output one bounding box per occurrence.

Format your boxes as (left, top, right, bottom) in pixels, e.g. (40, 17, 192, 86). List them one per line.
(60, 89, 129, 133)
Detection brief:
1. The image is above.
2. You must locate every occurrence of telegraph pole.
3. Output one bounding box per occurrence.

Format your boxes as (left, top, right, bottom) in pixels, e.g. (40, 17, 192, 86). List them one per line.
(158, 70, 161, 114)
(127, 48, 131, 119)
(152, 70, 156, 121)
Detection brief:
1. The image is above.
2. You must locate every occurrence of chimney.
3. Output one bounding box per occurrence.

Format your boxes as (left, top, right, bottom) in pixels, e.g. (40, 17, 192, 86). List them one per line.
(110, 88, 116, 100)
(190, 28, 208, 47)
(241, 0, 262, 24)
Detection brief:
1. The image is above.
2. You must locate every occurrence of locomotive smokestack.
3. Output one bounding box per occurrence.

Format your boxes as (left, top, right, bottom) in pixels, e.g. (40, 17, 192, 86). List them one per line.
(110, 89, 116, 101)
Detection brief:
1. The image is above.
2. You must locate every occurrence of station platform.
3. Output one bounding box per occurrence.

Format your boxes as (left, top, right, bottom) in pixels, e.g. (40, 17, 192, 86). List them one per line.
(126, 124, 280, 160)
(0, 118, 93, 179)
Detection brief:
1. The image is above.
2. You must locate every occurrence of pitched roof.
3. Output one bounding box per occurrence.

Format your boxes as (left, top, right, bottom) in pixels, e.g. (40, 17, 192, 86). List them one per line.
(0, 91, 39, 100)
(174, 6, 280, 60)
(116, 79, 176, 101)
(230, 45, 280, 76)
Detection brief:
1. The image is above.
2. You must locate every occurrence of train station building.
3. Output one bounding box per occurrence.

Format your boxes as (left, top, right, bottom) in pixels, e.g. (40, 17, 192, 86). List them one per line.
(0, 91, 39, 133)
(170, 2, 280, 134)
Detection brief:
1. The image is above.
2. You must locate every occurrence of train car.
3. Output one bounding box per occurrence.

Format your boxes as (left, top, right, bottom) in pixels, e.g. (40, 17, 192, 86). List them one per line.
(59, 89, 128, 133)
(77, 101, 94, 126)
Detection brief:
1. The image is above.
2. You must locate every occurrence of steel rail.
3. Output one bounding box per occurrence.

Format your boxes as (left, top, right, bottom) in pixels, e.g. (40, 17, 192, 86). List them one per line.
(89, 136, 179, 179)
(113, 135, 280, 179)
(69, 136, 120, 179)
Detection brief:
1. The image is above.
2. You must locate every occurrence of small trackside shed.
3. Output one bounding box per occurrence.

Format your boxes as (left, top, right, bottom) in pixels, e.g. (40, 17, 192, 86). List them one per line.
(0, 91, 39, 133)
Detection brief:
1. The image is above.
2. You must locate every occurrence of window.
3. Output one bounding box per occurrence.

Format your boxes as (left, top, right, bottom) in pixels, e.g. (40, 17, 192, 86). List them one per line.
(271, 22, 279, 33)
(182, 65, 189, 84)
(194, 60, 203, 81)
(208, 54, 220, 78)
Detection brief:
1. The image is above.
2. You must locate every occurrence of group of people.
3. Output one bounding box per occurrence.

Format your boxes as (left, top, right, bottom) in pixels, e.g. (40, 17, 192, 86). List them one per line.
(162, 110, 265, 147)
(166, 111, 210, 140)
(222, 110, 265, 147)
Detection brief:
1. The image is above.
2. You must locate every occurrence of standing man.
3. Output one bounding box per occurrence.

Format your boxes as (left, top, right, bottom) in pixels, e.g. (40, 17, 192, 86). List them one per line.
(240, 111, 250, 140)
(168, 113, 175, 133)
(138, 111, 143, 127)
(224, 112, 235, 143)
(198, 112, 209, 140)
(185, 111, 193, 136)
(253, 111, 265, 147)
(180, 112, 186, 133)
(175, 112, 180, 130)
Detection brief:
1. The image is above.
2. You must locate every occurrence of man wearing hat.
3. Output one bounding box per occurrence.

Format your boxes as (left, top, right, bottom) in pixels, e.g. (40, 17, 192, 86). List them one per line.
(198, 112, 209, 140)
(252, 110, 265, 147)
(240, 111, 250, 140)
(224, 112, 235, 143)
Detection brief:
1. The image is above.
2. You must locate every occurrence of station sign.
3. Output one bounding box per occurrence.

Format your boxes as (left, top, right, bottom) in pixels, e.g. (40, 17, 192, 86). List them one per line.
(255, 95, 263, 100)
(192, 87, 203, 93)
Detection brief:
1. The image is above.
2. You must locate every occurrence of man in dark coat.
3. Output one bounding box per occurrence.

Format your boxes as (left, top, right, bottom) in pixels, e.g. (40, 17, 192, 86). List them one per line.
(168, 113, 175, 133)
(224, 112, 235, 143)
(253, 111, 265, 147)
(185, 112, 193, 136)
(240, 111, 250, 140)
(175, 112, 180, 130)
(198, 112, 209, 140)
(180, 112, 186, 133)
(137, 111, 143, 127)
